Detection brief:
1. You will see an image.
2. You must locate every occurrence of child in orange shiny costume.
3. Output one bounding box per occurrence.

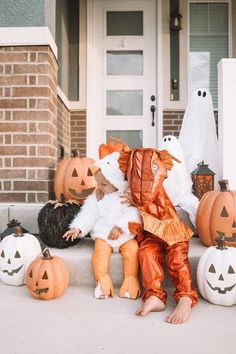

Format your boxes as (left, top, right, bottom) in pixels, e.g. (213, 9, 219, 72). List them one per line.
(119, 144, 198, 324)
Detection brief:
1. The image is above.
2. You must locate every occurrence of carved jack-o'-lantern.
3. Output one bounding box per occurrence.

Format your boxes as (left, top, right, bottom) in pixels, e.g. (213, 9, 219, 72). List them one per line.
(196, 180, 236, 247)
(26, 249, 69, 300)
(0, 227, 41, 286)
(54, 150, 96, 203)
(197, 236, 236, 306)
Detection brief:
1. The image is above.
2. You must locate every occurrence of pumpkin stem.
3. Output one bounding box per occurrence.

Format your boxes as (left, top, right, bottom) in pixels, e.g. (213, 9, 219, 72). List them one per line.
(14, 226, 24, 237)
(218, 179, 229, 192)
(72, 149, 80, 158)
(216, 235, 227, 250)
(60, 193, 66, 204)
(42, 249, 53, 260)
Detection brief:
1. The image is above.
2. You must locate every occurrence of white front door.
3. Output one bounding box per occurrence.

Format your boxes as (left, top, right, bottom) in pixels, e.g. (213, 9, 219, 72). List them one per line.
(87, 0, 160, 159)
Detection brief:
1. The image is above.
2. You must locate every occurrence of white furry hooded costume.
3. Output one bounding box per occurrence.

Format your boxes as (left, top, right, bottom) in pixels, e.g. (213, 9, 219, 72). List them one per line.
(159, 135, 199, 227)
(70, 151, 141, 250)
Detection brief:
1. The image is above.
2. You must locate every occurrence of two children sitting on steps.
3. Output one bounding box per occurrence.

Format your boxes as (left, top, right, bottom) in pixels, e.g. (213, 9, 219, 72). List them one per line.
(63, 142, 198, 324)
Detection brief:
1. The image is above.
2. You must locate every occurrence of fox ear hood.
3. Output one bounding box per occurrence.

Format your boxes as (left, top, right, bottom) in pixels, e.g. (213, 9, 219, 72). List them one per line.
(94, 151, 127, 191)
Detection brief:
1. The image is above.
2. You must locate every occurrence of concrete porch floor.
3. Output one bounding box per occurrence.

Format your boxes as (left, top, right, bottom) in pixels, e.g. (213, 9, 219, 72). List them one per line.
(1, 283, 236, 354)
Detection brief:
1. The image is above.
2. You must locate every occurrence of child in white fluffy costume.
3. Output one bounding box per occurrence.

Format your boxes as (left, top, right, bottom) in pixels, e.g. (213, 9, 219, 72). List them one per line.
(63, 149, 141, 300)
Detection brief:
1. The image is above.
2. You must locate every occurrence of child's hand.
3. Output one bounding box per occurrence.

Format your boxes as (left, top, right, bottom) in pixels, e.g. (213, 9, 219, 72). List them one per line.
(108, 226, 123, 240)
(120, 189, 133, 206)
(63, 228, 81, 241)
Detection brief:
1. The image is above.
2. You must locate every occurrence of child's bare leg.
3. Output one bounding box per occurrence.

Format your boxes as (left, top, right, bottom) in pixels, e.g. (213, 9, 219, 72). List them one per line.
(136, 295, 165, 316)
(166, 296, 192, 324)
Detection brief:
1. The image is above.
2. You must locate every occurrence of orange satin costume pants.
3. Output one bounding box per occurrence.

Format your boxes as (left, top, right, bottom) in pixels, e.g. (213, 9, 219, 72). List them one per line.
(138, 233, 198, 306)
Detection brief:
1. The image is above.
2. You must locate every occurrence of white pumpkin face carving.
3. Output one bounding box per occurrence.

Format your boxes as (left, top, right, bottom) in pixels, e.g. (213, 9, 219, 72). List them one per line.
(205, 261, 236, 294)
(197, 236, 236, 306)
(1, 248, 24, 276)
(0, 227, 41, 286)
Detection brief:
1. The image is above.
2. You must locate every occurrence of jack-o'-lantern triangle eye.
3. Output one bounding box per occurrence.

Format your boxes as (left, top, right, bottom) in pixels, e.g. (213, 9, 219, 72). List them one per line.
(87, 168, 93, 176)
(220, 206, 229, 217)
(29, 270, 33, 278)
(209, 264, 216, 273)
(228, 265, 235, 274)
(72, 169, 78, 177)
(42, 271, 48, 280)
(1, 250, 5, 258)
(15, 251, 21, 258)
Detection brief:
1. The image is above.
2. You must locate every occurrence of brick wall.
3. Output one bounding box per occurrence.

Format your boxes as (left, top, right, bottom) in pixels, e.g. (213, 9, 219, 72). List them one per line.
(70, 110, 86, 157)
(0, 45, 58, 203)
(57, 96, 70, 159)
(163, 110, 218, 138)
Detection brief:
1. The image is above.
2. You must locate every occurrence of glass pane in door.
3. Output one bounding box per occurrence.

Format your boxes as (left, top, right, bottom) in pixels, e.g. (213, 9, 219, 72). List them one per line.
(106, 11, 143, 36)
(106, 90, 143, 115)
(106, 130, 143, 148)
(107, 50, 143, 75)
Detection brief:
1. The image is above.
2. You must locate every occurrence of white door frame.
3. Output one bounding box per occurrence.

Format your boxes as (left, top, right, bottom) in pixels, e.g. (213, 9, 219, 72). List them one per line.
(86, 0, 163, 159)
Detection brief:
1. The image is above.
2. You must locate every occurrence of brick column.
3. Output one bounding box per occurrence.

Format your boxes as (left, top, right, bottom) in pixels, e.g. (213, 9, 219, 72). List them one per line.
(70, 110, 86, 157)
(57, 96, 71, 159)
(0, 45, 58, 203)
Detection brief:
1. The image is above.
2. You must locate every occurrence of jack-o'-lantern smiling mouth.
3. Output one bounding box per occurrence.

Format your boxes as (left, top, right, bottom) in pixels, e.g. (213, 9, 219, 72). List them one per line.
(206, 279, 236, 294)
(2, 264, 23, 276)
(33, 288, 49, 295)
(69, 187, 96, 199)
(216, 231, 236, 242)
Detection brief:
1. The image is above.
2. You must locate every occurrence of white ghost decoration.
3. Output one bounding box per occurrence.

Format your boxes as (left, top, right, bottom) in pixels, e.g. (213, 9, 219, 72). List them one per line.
(159, 135, 199, 228)
(179, 88, 219, 188)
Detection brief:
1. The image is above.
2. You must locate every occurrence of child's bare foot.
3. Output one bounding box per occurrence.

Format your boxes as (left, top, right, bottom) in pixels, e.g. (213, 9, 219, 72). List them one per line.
(166, 296, 192, 324)
(135, 295, 165, 316)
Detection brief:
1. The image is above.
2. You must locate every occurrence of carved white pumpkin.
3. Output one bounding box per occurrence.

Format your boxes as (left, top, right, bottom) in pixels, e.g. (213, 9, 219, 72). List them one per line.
(0, 227, 41, 286)
(197, 236, 236, 306)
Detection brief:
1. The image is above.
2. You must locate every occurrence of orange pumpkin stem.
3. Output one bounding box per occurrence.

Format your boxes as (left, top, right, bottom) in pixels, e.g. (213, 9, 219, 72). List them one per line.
(215, 235, 227, 250)
(72, 149, 80, 158)
(42, 249, 53, 260)
(14, 226, 23, 237)
(218, 179, 229, 192)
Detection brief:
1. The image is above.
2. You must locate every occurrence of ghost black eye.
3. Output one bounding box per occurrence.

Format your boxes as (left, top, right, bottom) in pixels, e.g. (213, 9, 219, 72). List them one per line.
(164, 138, 166, 142)
(203, 92, 206, 97)
(168, 137, 171, 141)
(198, 90, 201, 96)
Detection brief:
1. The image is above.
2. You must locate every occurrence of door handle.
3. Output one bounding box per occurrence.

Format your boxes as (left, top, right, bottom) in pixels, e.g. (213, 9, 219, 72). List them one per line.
(150, 105, 156, 126)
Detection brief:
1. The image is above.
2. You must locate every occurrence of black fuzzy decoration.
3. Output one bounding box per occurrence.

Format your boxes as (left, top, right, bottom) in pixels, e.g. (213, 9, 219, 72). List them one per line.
(38, 196, 82, 248)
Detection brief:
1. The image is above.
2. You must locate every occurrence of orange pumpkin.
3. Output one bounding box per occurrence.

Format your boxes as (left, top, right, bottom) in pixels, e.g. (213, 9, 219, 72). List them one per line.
(54, 150, 96, 203)
(196, 180, 236, 247)
(26, 249, 69, 300)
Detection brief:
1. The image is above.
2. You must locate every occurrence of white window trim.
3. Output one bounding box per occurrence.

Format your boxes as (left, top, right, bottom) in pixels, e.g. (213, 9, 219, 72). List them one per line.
(57, 0, 87, 110)
(0, 27, 58, 58)
(187, 0, 232, 109)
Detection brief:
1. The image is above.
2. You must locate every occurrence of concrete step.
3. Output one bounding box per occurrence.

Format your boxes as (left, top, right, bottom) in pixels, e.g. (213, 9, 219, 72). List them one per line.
(47, 236, 205, 288)
(0, 203, 204, 289)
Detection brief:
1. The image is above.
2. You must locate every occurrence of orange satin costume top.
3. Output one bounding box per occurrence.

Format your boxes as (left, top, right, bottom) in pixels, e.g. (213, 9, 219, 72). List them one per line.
(119, 146, 193, 245)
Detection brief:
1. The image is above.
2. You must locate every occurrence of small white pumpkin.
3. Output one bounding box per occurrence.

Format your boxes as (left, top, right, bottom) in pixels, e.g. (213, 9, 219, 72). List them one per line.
(0, 226, 42, 286)
(197, 235, 236, 306)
